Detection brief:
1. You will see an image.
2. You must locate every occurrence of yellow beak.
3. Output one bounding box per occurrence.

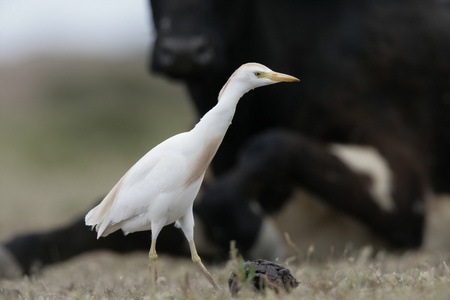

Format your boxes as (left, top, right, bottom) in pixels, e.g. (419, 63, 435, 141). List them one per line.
(266, 71, 300, 82)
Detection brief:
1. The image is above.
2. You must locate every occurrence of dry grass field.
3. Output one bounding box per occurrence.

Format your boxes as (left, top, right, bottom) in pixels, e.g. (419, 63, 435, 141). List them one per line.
(1, 57, 450, 299)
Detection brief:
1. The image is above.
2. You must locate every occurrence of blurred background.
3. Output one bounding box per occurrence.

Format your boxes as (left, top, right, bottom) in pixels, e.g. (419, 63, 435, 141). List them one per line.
(0, 0, 194, 240)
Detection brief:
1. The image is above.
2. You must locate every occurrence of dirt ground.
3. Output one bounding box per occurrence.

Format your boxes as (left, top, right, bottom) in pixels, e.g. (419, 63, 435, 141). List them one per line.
(1, 57, 450, 299)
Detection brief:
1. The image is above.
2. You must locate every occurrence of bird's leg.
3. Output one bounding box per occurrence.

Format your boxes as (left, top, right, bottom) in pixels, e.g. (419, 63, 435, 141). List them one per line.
(189, 240, 220, 290)
(149, 238, 158, 285)
(179, 209, 220, 289)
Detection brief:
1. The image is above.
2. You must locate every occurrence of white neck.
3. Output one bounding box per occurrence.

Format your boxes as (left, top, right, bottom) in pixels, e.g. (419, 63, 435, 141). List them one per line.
(191, 76, 251, 137)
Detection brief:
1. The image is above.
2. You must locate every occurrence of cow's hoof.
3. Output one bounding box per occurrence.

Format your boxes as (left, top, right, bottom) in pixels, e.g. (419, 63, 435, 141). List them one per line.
(0, 246, 23, 279)
(228, 259, 299, 296)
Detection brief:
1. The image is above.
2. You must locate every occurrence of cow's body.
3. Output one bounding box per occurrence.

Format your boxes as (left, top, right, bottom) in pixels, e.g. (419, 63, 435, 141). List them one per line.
(1, 0, 450, 277)
(151, 0, 450, 251)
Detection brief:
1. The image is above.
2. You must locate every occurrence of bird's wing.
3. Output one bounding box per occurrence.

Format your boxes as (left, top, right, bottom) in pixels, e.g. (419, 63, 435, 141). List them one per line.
(85, 133, 191, 237)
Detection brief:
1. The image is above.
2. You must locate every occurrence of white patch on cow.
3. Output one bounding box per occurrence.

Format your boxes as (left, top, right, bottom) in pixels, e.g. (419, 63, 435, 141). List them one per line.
(329, 144, 395, 212)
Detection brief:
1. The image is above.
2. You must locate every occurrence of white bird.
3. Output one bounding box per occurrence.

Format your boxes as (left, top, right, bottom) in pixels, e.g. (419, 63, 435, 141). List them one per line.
(85, 62, 299, 289)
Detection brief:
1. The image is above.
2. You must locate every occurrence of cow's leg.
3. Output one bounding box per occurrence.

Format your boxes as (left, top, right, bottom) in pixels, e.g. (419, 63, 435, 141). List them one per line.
(0, 207, 189, 278)
(197, 129, 427, 251)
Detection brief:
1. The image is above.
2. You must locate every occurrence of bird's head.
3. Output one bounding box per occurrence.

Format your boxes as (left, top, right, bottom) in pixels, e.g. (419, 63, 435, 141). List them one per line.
(238, 62, 299, 87)
(218, 63, 299, 100)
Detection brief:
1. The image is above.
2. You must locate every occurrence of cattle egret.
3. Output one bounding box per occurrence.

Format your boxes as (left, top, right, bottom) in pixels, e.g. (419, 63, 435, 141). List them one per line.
(85, 62, 299, 289)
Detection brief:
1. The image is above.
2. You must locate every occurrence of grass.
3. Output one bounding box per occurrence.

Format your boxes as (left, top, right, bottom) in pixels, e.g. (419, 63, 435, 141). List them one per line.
(1, 248, 449, 299)
(1, 56, 450, 299)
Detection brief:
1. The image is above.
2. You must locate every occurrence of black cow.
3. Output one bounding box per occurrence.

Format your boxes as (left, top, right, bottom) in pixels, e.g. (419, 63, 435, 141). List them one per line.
(151, 0, 450, 249)
(1, 0, 450, 278)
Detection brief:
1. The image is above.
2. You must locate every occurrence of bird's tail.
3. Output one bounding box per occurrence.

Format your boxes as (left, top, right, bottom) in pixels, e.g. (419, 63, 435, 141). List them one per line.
(85, 173, 127, 238)
(85, 206, 105, 239)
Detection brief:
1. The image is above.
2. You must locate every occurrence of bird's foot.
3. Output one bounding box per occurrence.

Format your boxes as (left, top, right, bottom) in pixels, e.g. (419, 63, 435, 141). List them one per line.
(193, 255, 220, 290)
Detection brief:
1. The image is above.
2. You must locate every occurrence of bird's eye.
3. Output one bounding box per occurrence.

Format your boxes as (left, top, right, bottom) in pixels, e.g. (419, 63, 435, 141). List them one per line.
(254, 72, 262, 77)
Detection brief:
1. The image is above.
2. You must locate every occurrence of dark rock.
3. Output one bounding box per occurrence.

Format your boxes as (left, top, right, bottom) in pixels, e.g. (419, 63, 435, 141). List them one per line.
(228, 259, 299, 296)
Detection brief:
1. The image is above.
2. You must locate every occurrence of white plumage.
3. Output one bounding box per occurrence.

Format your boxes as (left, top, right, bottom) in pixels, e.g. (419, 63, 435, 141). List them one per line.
(85, 62, 299, 289)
